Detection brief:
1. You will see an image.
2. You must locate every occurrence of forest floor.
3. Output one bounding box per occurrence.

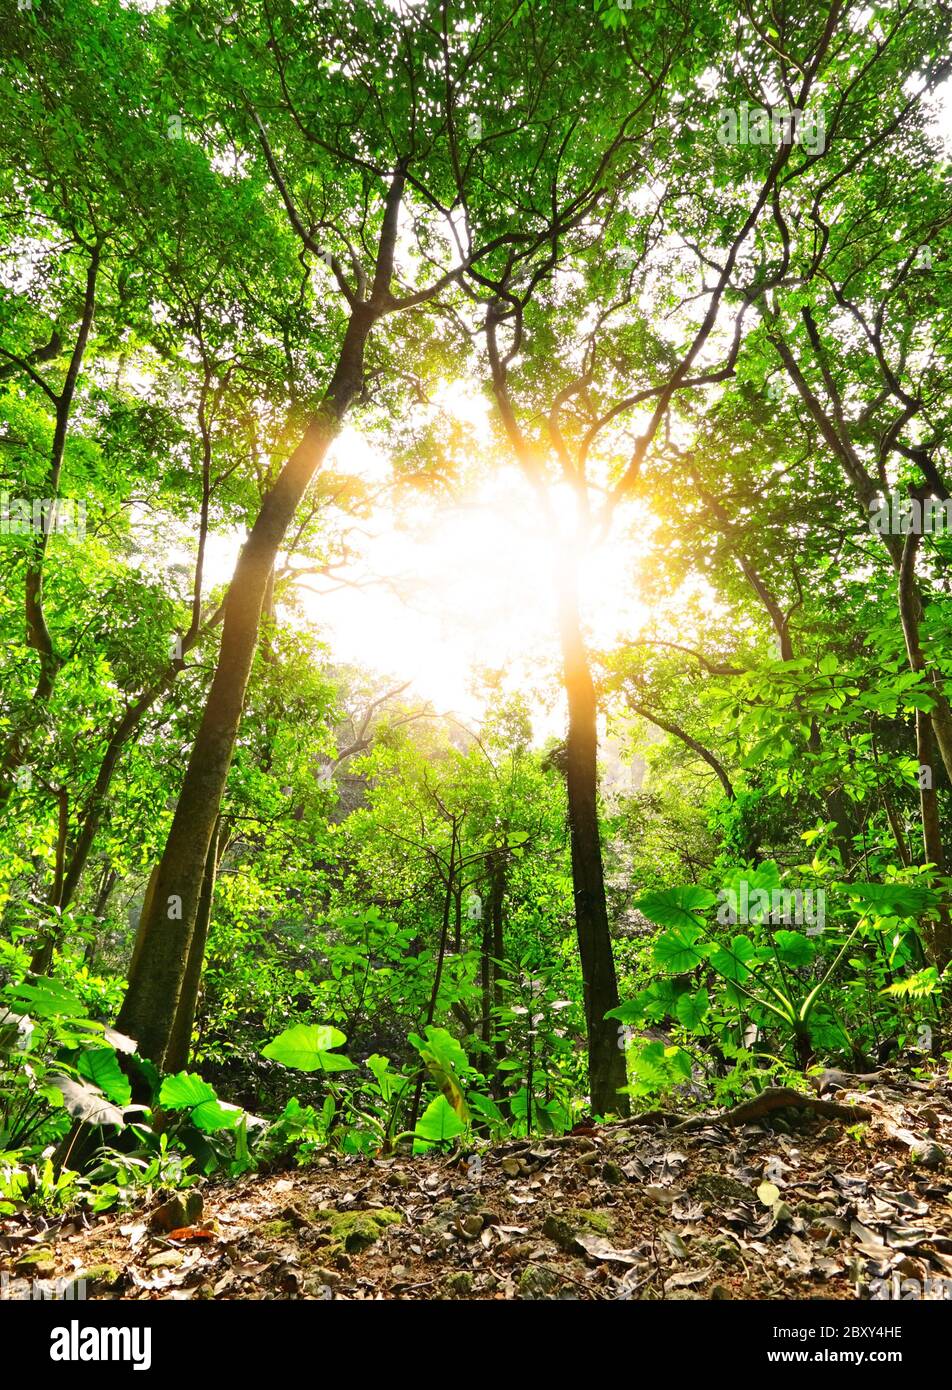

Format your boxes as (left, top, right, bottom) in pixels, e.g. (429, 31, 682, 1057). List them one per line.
(4, 1069, 952, 1302)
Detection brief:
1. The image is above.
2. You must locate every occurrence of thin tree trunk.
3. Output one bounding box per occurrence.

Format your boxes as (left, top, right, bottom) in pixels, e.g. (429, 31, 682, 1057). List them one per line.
(164, 820, 221, 1074)
(490, 854, 507, 1093)
(83, 864, 119, 968)
(899, 531, 952, 969)
(558, 573, 628, 1117)
(407, 819, 457, 1135)
(480, 875, 493, 1048)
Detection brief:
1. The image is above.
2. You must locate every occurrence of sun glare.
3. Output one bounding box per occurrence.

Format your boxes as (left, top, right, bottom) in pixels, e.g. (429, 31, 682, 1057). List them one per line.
(309, 451, 655, 724)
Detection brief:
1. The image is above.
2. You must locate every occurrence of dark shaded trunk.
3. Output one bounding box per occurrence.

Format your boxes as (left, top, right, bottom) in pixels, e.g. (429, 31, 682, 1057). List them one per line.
(558, 576, 628, 1117)
(164, 820, 221, 1074)
(480, 885, 493, 1048)
(117, 166, 405, 1066)
(899, 531, 952, 969)
(116, 412, 343, 1062)
(83, 865, 119, 969)
(407, 818, 458, 1135)
(490, 855, 507, 1092)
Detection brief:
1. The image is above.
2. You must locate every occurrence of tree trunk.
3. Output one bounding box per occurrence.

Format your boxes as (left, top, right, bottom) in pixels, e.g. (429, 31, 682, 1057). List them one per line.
(115, 412, 341, 1063)
(407, 818, 458, 1135)
(480, 878, 493, 1048)
(490, 854, 507, 1092)
(1, 246, 101, 810)
(164, 820, 221, 1074)
(558, 573, 628, 1117)
(116, 166, 404, 1066)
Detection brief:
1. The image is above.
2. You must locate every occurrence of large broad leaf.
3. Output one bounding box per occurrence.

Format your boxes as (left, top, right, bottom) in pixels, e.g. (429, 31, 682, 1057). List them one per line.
(78, 1048, 131, 1105)
(159, 1071, 244, 1132)
(721, 861, 782, 896)
(409, 1027, 469, 1121)
(408, 1026, 468, 1078)
(261, 1024, 356, 1073)
(845, 883, 939, 918)
(365, 1054, 405, 1101)
(636, 886, 716, 930)
(773, 931, 816, 967)
(675, 988, 710, 1031)
(414, 1094, 466, 1148)
(653, 924, 707, 972)
(605, 998, 648, 1025)
(50, 1074, 126, 1129)
(709, 934, 757, 983)
(4, 978, 87, 1019)
(467, 1091, 505, 1124)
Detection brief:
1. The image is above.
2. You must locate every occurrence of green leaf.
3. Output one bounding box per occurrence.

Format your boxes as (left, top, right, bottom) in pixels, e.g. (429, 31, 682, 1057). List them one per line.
(414, 1093, 466, 1147)
(845, 883, 939, 918)
(261, 1024, 355, 1072)
(882, 967, 940, 999)
(50, 1074, 126, 1129)
(159, 1071, 244, 1132)
(773, 931, 816, 967)
(653, 924, 707, 972)
(408, 1026, 468, 1077)
(636, 886, 716, 930)
(675, 988, 710, 1031)
(709, 934, 756, 983)
(3, 979, 87, 1018)
(409, 1026, 469, 1120)
(468, 1091, 505, 1123)
(365, 1054, 405, 1100)
(78, 1048, 131, 1106)
(605, 998, 648, 1024)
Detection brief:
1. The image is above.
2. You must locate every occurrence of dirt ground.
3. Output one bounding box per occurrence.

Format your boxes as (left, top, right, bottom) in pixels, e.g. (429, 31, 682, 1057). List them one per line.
(4, 1070, 952, 1301)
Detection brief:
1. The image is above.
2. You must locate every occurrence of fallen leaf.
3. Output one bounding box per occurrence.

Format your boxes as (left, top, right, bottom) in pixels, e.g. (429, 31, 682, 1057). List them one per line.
(664, 1266, 712, 1292)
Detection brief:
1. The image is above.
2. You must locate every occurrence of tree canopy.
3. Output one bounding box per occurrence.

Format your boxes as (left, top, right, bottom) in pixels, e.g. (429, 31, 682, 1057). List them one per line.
(2, 0, 952, 1319)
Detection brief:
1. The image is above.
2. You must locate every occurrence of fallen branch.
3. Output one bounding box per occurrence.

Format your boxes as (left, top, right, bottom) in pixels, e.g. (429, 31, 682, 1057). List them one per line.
(672, 1086, 872, 1133)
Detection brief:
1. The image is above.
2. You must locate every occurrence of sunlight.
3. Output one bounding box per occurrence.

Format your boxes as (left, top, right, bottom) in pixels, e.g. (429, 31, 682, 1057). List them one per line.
(309, 445, 656, 722)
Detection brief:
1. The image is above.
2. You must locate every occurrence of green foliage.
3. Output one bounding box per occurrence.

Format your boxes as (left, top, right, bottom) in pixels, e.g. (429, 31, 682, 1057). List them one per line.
(0, 0, 950, 1211)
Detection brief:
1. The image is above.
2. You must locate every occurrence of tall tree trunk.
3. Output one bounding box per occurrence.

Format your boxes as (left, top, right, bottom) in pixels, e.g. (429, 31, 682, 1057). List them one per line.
(558, 572, 628, 1117)
(480, 876, 493, 1048)
(116, 172, 406, 1065)
(899, 531, 952, 969)
(490, 853, 507, 1093)
(164, 820, 221, 1074)
(83, 864, 119, 969)
(407, 818, 458, 1135)
(116, 409, 344, 1063)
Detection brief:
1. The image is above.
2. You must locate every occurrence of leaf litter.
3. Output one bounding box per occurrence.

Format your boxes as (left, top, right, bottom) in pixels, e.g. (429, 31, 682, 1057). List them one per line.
(3, 1069, 952, 1301)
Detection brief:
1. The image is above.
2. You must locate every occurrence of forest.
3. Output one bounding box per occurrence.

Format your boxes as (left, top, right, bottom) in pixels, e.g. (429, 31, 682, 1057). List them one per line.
(1, 0, 952, 1332)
